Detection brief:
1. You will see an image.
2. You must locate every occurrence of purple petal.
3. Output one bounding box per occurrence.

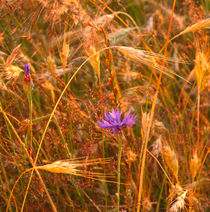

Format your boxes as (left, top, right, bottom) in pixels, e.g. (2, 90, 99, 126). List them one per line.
(122, 112, 137, 126)
(97, 120, 112, 129)
(110, 127, 118, 133)
(109, 108, 116, 119)
(24, 64, 30, 77)
(115, 108, 122, 121)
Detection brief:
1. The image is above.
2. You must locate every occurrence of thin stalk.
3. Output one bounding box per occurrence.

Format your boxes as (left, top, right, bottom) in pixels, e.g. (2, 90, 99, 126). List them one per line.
(0, 103, 57, 212)
(1, 161, 17, 212)
(117, 134, 123, 212)
(28, 85, 33, 156)
(133, 125, 146, 212)
(196, 89, 200, 153)
(136, 1, 176, 211)
(97, 52, 108, 211)
(156, 176, 166, 212)
(6, 168, 34, 212)
(20, 46, 116, 212)
(21, 46, 141, 212)
(54, 117, 71, 158)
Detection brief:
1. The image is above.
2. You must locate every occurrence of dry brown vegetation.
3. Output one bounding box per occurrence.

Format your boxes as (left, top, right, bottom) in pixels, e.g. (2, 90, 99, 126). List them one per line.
(0, 0, 209, 211)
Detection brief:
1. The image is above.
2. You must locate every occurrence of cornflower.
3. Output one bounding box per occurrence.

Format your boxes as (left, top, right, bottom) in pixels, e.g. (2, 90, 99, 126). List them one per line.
(97, 108, 137, 133)
(98, 108, 137, 212)
(24, 64, 31, 83)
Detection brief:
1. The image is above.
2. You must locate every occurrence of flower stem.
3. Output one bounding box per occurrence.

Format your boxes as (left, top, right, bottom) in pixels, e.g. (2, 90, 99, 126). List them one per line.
(28, 85, 33, 155)
(117, 135, 122, 212)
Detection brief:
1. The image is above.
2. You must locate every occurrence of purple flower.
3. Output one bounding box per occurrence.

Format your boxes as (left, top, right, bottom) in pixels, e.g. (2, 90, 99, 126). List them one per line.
(24, 64, 31, 83)
(97, 108, 137, 133)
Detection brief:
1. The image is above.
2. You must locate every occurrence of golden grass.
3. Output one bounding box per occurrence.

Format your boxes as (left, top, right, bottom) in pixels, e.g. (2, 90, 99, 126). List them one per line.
(37, 158, 114, 180)
(171, 17, 210, 41)
(162, 145, 179, 182)
(0, 0, 209, 211)
(169, 190, 188, 212)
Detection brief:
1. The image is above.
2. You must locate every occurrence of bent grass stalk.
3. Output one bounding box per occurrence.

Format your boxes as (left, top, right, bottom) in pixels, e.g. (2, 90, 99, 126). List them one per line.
(3, 44, 185, 211)
(20, 44, 180, 210)
(6, 168, 33, 212)
(19, 46, 121, 210)
(1, 3, 208, 211)
(160, 18, 210, 53)
(21, 47, 114, 211)
(146, 149, 173, 186)
(0, 103, 57, 212)
(6, 158, 114, 212)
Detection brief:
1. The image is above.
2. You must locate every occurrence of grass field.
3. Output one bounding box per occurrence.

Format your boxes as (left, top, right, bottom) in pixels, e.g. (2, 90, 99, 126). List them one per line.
(0, 0, 209, 211)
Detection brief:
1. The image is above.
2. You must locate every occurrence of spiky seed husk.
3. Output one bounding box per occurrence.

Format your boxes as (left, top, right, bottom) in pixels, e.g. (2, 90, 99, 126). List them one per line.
(194, 49, 209, 92)
(190, 153, 201, 180)
(169, 190, 188, 212)
(162, 145, 179, 181)
(171, 17, 210, 41)
(36, 158, 114, 180)
(151, 135, 162, 158)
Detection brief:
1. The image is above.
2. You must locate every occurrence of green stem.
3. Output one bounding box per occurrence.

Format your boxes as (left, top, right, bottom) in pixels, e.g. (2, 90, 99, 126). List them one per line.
(117, 134, 122, 212)
(156, 176, 166, 212)
(28, 85, 33, 155)
(25, 85, 32, 151)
